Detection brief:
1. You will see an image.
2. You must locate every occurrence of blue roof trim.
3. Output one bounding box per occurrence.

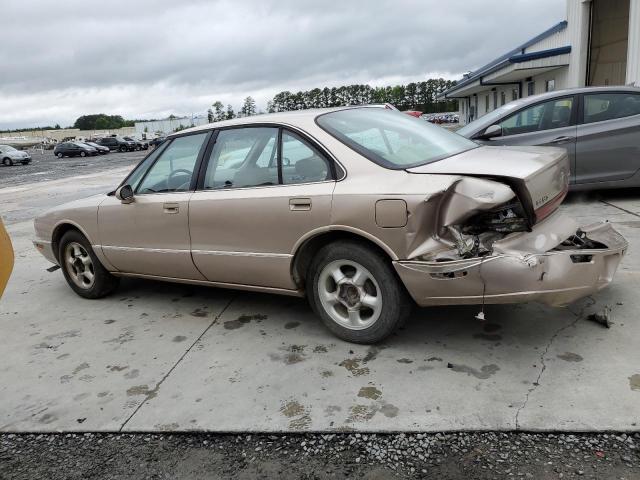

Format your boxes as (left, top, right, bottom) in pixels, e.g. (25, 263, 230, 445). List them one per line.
(443, 20, 568, 95)
(509, 46, 571, 63)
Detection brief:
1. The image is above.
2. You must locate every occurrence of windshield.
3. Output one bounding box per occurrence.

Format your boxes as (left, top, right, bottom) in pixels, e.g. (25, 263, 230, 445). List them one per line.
(457, 102, 521, 136)
(1, 145, 17, 152)
(316, 108, 477, 169)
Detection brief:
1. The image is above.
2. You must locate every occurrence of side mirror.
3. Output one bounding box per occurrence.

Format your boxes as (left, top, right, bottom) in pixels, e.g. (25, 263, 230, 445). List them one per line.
(481, 124, 502, 140)
(115, 184, 134, 204)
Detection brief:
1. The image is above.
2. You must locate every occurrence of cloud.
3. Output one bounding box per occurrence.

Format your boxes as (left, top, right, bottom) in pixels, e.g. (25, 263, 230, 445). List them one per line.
(0, 0, 565, 128)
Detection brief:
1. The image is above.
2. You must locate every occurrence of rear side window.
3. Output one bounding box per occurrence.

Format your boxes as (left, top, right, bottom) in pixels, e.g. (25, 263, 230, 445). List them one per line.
(583, 93, 640, 124)
(281, 131, 330, 184)
(204, 128, 279, 189)
(499, 97, 573, 136)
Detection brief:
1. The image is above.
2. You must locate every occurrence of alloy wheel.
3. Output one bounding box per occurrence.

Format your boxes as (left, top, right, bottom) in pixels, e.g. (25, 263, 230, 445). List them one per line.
(317, 259, 382, 330)
(64, 242, 95, 289)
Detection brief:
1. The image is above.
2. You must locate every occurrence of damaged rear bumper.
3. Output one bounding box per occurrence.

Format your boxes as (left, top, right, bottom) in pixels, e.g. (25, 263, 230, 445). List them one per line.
(394, 214, 627, 307)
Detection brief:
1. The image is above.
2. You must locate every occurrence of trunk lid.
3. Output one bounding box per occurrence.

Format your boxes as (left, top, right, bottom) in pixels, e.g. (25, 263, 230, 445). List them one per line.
(407, 145, 570, 224)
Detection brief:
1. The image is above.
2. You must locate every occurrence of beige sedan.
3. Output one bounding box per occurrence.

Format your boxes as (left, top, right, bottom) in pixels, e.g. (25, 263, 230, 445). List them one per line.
(33, 107, 627, 343)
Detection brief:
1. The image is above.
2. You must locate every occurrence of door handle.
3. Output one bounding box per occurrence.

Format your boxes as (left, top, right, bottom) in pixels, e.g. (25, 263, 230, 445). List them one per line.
(549, 136, 575, 144)
(289, 197, 312, 211)
(163, 202, 179, 214)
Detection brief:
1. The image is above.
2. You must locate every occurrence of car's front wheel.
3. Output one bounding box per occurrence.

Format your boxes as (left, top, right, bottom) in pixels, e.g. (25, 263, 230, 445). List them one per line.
(59, 230, 119, 299)
(56, 152, 63, 158)
(119, 146, 126, 152)
(307, 240, 412, 344)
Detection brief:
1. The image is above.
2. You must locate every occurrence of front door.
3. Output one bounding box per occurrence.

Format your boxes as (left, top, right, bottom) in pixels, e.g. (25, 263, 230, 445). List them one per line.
(486, 95, 578, 183)
(189, 126, 335, 290)
(98, 131, 210, 280)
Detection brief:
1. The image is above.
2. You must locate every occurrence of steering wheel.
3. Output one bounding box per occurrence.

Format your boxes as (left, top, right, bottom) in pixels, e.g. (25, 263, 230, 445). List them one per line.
(167, 169, 192, 190)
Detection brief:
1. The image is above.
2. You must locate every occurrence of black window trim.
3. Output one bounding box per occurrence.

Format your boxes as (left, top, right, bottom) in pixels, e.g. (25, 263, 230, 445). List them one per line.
(194, 122, 343, 191)
(483, 94, 578, 139)
(578, 90, 640, 125)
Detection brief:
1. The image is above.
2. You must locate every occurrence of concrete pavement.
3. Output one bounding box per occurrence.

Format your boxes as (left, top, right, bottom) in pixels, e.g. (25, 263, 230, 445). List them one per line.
(1, 168, 639, 432)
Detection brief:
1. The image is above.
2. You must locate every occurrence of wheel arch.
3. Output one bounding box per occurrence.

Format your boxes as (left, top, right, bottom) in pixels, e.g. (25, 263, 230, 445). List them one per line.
(51, 221, 94, 263)
(290, 227, 398, 288)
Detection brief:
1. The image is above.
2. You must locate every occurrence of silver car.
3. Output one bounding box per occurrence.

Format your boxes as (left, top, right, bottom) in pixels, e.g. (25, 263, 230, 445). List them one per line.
(0, 145, 32, 166)
(457, 86, 640, 190)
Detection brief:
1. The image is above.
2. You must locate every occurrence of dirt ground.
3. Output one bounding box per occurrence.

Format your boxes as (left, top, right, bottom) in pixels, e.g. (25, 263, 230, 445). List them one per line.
(1, 432, 638, 479)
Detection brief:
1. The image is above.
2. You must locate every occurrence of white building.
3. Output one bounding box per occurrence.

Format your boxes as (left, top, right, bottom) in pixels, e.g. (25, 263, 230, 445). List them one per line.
(440, 0, 640, 125)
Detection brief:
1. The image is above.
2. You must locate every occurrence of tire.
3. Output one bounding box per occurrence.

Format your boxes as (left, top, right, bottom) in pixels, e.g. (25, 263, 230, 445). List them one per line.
(119, 146, 126, 152)
(2, 157, 13, 166)
(80, 151, 87, 157)
(56, 152, 63, 158)
(58, 230, 119, 299)
(307, 240, 413, 344)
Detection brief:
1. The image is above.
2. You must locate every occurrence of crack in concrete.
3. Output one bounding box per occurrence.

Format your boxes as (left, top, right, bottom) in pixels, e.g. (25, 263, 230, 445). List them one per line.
(118, 295, 236, 431)
(599, 200, 640, 218)
(514, 296, 595, 430)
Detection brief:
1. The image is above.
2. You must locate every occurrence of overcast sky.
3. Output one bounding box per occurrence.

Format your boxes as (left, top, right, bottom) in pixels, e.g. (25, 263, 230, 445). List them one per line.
(0, 0, 566, 129)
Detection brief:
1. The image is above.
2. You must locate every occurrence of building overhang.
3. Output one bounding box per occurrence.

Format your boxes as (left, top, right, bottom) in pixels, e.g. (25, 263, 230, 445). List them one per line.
(439, 49, 571, 99)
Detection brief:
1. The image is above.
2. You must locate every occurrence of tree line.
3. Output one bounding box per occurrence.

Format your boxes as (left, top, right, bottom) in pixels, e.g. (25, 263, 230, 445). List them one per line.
(207, 78, 457, 122)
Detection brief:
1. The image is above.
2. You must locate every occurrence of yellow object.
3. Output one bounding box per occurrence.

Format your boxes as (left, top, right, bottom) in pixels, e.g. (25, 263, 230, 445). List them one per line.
(0, 218, 13, 298)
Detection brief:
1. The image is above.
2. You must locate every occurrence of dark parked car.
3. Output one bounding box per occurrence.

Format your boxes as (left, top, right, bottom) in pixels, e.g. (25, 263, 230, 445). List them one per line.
(123, 137, 149, 151)
(83, 141, 110, 154)
(457, 86, 640, 190)
(149, 137, 165, 148)
(96, 136, 136, 152)
(53, 142, 98, 158)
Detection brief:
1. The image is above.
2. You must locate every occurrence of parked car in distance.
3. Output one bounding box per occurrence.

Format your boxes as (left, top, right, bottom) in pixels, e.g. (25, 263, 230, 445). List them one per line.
(82, 141, 110, 154)
(403, 110, 423, 118)
(96, 136, 136, 152)
(0, 145, 32, 166)
(457, 86, 640, 190)
(148, 137, 165, 148)
(53, 142, 98, 158)
(123, 137, 149, 151)
(33, 107, 626, 344)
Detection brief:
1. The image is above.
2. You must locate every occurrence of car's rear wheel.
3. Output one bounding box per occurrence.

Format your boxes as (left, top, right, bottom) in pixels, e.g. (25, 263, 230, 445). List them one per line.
(307, 240, 412, 344)
(2, 157, 13, 166)
(80, 151, 86, 157)
(56, 152, 63, 158)
(119, 146, 126, 152)
(59, 230, 119, 299)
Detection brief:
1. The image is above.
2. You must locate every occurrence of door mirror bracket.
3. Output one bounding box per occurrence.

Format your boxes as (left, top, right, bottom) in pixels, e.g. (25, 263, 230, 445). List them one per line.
(115, 185, 134, 204)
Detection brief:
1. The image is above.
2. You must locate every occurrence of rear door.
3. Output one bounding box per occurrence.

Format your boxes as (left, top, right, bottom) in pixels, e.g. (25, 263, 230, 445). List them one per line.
(482, 95, 578, 183)
(188, 126, 336, 290)
(575, 91, 640, 184)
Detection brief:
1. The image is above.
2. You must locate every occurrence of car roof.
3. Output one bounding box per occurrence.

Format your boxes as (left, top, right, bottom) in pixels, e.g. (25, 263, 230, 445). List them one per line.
(169, 106, 361, 138)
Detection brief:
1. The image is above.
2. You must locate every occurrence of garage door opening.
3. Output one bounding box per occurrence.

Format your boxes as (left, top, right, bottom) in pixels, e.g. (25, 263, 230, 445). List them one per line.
(588, 0, 630, 86)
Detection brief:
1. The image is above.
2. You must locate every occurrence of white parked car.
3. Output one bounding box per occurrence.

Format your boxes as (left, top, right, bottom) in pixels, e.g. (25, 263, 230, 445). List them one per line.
(0, 145, 32, 166)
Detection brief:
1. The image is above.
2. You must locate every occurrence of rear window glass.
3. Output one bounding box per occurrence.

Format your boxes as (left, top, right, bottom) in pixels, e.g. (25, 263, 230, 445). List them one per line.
(583, 93, 640, 124)
(316, 108, 477, 169)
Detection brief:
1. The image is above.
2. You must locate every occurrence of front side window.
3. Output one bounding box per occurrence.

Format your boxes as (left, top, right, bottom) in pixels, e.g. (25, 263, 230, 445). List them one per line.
(281, 131, 330, 184)
(499, 97, 573, 136)
(583, 93, 640, 124)
(136, 132, 207, 194)
(204, 128, 279, 189)
(317, 108, 477, 169)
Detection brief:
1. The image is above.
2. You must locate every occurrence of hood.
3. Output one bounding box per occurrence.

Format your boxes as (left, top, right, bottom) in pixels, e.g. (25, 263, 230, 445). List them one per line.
(407, 145, 570, 224)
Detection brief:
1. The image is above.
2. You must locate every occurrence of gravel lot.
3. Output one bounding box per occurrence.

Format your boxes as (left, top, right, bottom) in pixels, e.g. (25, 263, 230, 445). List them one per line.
(0, 149, 146, 186)
(2, 432, 639, 479)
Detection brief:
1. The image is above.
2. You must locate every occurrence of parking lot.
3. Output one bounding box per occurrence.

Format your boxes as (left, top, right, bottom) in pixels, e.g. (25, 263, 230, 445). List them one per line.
(1, 159, 640, 437)
(0, 149, 146, 188)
